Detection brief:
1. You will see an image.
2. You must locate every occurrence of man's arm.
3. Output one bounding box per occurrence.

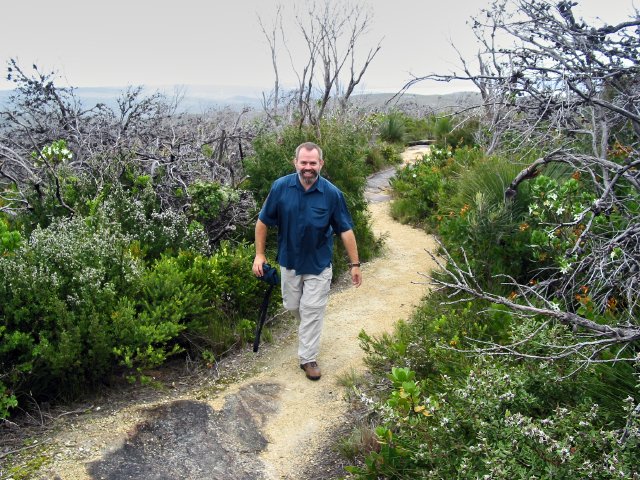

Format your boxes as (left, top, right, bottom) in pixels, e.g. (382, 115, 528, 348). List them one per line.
(252, 219, 268, 277)
(340, 229, 362, 287)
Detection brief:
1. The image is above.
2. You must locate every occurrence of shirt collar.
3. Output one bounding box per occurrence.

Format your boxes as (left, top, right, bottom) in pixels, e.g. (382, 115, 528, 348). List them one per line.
(288, 173, 325, 193)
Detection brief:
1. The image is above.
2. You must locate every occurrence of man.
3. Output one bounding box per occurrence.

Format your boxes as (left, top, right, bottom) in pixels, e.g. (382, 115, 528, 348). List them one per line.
(252, 142, 362, 380)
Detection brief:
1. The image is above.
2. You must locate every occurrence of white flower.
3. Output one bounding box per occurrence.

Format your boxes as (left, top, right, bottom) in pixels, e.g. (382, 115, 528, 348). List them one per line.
(559, 263, 571, 274)
(556, 206, 565, 215)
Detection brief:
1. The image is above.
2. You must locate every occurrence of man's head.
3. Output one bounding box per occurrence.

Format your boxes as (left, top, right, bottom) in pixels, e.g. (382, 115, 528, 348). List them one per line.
(294, 142, 324, 187)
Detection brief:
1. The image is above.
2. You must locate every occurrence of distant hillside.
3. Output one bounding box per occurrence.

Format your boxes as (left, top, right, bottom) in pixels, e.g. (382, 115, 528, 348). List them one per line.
(350, 91, 482, 112)
(0, 86, 481, 114)
(0, 85, 266, 112)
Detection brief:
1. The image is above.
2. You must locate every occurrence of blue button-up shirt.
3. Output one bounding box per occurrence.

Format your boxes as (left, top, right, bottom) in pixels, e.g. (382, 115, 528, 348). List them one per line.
(258, 173, 354, 275)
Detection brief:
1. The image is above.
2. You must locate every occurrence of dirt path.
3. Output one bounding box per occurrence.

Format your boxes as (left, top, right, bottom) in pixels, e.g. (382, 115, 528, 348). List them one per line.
(27, 146, 435, 480)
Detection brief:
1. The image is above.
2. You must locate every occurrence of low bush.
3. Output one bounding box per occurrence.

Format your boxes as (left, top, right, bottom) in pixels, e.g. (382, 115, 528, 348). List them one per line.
(377, 113, 407, 144)
(0, 215, 21, 254)
(350, 303, 639, 478)
(0, 214, 142, 406)
(359, 292, 512, 392)
(363, 142, 402, 174)
(177, 242, 281, 352)
(431, 115, 480, 149)
(389, 146, 462, 228)
(0, 210, 278, 417)
(348, 361, 638, 479)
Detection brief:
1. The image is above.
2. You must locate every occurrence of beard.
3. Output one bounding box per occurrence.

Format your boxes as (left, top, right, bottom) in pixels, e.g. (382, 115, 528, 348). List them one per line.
(297, 168, 319, 186)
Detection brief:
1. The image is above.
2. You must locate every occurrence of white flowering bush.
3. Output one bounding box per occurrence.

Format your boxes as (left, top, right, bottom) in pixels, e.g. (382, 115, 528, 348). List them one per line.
(349, 358, 639, 478)
(96, 179, 210, 259)
(0, 214, 142, 406)
(349, 293, 639, 479)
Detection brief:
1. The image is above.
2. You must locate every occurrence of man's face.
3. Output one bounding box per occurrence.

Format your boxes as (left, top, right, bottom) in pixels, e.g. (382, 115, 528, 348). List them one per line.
(295, 148, 323, 186)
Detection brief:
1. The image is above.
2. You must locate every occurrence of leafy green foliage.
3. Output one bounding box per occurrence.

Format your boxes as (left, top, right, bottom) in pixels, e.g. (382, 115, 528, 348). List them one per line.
(0, 214, 142, 401)
(350, 360, 639, 479)
(431, 115, 479, 149)
(350, 301, 639, 478)
(0, 380, 18, 419)
(391, 149, 537, 289)
(347, 110, 640, 478)
(176, 242, 279, 351)
(0, 216, 21, 254)
(188, 181, 240, 221)
(363, 141, 403, 174)
(389, 146, 469, 227)
(377, 113, 407, 144)
(0, 207, 277, 412)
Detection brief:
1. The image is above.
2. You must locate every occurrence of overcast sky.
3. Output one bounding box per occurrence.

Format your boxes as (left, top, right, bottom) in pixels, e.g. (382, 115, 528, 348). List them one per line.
(1, 0, 636, 95)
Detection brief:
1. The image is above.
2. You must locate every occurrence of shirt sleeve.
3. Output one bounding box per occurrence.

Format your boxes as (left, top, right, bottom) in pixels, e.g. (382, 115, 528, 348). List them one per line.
(331, 190, 354, 234)
(258, 186, 279, 227)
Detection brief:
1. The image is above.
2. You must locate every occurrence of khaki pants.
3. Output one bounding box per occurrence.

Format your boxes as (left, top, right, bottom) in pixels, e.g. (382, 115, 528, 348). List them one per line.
(280, 265, 332, 364)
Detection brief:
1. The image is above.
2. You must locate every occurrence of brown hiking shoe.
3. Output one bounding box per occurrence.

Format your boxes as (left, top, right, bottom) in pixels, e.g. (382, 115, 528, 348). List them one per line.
(300, 361, 321, 380)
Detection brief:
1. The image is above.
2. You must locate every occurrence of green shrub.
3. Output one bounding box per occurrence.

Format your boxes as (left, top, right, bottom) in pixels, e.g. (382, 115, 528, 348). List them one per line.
(349, 360, 639, 479)
(389, 147, 459, 227)
(176, 242, 280, 352)
(111, 255, 209, 377)
(0, 215, 21, 254)
(363, 142, 402, 174)
(431, 115, 480, 149)
(0, 214, 142, 402)
(434, 155, 537, 288)
(404, 116, 433, 143)
(0, 380, 18, 419)
(378, 113, 407, 144)
(349, 289, 639, 479)
(359, 293, 511, 390)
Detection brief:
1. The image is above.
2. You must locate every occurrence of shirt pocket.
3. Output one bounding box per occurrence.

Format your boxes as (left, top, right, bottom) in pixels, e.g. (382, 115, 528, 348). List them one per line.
(310, 206, 329, 227)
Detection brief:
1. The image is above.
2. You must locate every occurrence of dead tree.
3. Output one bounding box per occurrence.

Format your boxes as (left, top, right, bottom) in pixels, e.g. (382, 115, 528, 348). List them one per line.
(0, 60, 257, 242)
(259, 0, 382, 133)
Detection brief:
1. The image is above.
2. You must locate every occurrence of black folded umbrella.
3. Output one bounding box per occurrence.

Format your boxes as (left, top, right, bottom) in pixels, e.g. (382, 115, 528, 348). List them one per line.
(253, 263, 280, 352)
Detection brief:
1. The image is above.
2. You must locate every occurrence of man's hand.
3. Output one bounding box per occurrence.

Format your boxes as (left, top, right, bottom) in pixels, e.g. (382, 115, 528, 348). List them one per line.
(350, 266, 362, 287)
(253, 254, 267, 277)
(253, 219, 269, 277)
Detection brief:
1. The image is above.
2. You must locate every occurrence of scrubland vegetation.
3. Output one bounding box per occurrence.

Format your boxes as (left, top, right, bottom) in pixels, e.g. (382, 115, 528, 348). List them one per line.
(0, 69, 405, 422)
(339, 1, 640, 478)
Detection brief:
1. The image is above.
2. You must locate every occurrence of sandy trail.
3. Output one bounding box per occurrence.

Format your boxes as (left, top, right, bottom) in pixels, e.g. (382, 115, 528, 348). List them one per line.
(246, 144, 435, 478)
(30, 145, 435, 480)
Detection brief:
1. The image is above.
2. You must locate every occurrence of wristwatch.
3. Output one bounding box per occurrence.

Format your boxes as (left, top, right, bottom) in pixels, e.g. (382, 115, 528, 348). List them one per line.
(349, 262, 361, 268)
